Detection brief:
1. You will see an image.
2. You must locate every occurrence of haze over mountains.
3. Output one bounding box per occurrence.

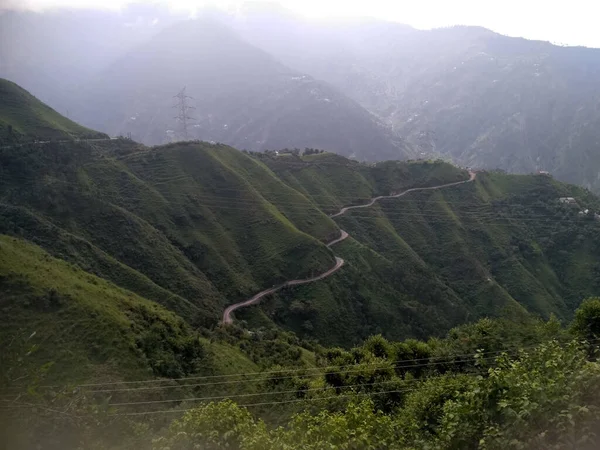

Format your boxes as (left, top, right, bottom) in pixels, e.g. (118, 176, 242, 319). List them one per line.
(4, 4, 600, 191)
(228, 8, 600, 190)
(79, 18, 409, 159)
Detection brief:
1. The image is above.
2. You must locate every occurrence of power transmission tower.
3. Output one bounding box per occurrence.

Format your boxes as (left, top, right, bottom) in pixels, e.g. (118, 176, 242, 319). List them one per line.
(173, 87, 195, 141)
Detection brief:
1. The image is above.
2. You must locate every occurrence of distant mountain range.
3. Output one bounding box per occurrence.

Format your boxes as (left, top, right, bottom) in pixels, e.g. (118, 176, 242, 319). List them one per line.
(4, 6, 600, 190)
(0, 9, 413, 161)
(228, 10, 600, 190)
(75, 18, 411, 160)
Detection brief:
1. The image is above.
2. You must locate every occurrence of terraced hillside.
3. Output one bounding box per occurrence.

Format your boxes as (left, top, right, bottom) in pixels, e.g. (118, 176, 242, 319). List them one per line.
(0, 140, 339, 328)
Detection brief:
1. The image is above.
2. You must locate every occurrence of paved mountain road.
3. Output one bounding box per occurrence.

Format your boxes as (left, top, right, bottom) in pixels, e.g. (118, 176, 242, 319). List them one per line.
(222, 172, 475, 323)
(222, 255, 346, 324)
(330, 171, 476, 218)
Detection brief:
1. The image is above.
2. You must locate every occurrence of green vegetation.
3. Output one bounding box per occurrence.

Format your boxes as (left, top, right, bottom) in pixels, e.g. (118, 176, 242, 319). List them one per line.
(5, 304, 600, 449)
(250, 153, 600, 344)
(0, 235, 206, 382)
(3, 126, 600, 347)
(0, 79, 106, 143)
(4, 87, 600, 448)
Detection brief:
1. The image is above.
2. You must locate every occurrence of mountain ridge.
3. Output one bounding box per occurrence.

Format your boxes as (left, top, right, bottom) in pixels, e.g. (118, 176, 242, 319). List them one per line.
(225, 11, 600, 191)
(0, 79, 106, 143)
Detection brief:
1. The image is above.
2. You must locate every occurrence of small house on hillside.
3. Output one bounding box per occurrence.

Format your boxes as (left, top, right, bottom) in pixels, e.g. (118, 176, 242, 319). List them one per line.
(559, 197, 577, 204)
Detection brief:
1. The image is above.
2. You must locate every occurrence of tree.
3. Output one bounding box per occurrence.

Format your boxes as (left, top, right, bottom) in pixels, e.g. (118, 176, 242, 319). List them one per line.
(571, 297, 600, 342)
(152, 400, 270, 450)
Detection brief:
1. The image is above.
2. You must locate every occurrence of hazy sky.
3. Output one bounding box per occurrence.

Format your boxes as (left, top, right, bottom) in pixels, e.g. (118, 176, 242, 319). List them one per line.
(3, 0, 599, 48)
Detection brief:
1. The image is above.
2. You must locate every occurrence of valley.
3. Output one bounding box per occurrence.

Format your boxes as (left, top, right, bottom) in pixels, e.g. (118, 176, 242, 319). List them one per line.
(3, 78, 600, 353)
(3, 4, 600, 448)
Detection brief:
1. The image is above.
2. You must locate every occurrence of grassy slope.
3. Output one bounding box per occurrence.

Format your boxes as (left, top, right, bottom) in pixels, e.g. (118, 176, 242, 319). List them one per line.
(345, 172, 600, 318)
(0, 236, 278, 387)
(4, 133, 600, 350)
(0, 234, 205, 383)
(0, 78, 106, 142)
(6, 137, 598, 348)
(88, 142, 336, 299)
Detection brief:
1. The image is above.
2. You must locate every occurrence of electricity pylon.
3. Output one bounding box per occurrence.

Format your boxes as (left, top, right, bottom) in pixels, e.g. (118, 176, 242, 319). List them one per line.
(173, 87, 195, 140)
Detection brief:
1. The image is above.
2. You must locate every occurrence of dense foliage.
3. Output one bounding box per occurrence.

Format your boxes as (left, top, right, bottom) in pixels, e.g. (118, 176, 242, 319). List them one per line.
(4, 304, 600, 449)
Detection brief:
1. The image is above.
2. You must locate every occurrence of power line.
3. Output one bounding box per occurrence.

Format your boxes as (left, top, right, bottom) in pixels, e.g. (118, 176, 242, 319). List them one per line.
(76, 337, 600, 395)
(104, 368, 492, 408)
(5, 336, 592, 395)
(3, 339, 595, 417)
(0, 388, 427, 417)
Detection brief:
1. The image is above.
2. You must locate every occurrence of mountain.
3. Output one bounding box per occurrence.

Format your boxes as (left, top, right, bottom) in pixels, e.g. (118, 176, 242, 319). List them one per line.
(3, 84, 600, 356)
(6, 8, 600, 189)
(0, 6, 181, 114)
(5, 81, 600, 448)
(227, 11, 600, 191)
(67, 18, 411, 160)
(0, 79, 106, 143)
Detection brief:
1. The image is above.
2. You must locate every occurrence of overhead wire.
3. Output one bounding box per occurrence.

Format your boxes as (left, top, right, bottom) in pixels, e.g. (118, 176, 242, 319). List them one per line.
(4, 335, 595, 396)
(3, 336, 597, 416)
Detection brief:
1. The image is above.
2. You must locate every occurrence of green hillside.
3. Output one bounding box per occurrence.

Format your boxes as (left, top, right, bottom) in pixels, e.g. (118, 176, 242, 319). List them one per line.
(0, 78, 106, 143)
(252, 153, 600, 344)
(0, 140, 337, 328)
(0, 234, 207, 382)
(3, 84, 600, 379)
(4, 82, 600, 448)
(3, 135, 600, 349)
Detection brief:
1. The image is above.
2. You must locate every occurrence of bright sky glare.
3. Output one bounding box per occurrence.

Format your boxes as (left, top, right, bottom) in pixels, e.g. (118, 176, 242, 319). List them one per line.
(3, 0, 599, 48)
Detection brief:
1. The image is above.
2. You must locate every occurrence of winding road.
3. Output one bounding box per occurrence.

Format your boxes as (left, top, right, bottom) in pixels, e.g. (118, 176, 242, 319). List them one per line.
(222, 172, 476, 323)
(330, 171, 476, 218)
